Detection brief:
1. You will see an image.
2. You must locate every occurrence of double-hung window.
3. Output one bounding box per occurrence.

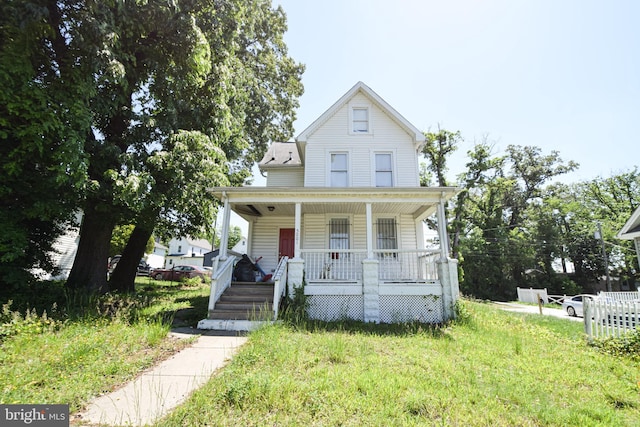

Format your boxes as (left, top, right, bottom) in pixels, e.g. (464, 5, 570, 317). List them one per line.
(376, 218, 397, 252)
(352, 107, 369, 133)
(329, 218, 350, 259)
(375, 153, 393, 187)
(330, 153, 348, 187)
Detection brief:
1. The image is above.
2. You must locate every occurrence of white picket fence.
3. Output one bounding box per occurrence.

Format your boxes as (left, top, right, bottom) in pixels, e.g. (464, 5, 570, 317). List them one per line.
(584, 298, 640, 340)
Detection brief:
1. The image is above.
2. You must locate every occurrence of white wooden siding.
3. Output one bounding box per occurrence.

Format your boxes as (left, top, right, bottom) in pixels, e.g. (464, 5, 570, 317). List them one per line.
(399, 214, 418, 250)
(266, 169, 304, 187)
(303, 214, 325, 249)
(250, 216, 296, 274)
(303, 93, 420, 188)
(299, 213, 418, 252)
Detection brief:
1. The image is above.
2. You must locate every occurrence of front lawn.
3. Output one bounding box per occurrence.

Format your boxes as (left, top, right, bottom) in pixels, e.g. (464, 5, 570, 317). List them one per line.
(160, 301, 640, 426)
(0, 278, 209, 411)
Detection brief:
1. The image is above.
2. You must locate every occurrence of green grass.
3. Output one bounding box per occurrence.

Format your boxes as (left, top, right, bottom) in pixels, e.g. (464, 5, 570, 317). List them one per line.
(3, 280, 639, 426)
(159, 301, 640, 427)
(0, 277, 210, 412)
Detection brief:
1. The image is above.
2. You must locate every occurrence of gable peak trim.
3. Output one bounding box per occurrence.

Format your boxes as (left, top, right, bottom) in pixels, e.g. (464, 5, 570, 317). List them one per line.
(296, 82, 425, 144)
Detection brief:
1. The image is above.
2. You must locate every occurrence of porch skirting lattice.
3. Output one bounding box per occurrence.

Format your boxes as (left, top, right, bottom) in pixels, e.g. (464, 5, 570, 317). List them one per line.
(306, 294, 443, 323)
(379, 295, 443, 323)
(307, 295, 365, 321)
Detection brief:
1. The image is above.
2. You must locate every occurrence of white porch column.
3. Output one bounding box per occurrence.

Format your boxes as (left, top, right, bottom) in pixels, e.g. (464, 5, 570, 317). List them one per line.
(366, 203, 374, 259)
(438, 258, 460, 321)
(362, 259, 380, 323)
(289, 202, 304, 297)
(294, 202, 302, 259)
(436, 195, 449, 261)
(220, 192, 231, 259)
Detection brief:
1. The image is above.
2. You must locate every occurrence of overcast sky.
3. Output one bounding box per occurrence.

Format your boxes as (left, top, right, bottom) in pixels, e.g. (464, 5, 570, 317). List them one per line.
(271, 0, 639, 183)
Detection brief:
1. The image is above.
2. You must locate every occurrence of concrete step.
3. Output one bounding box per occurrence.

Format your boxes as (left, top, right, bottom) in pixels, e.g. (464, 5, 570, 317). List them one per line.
(208, 282, 276, 321)
(208, 309, 273, 321)
(218, 295, 273, 303)
(215, 301, 273, 311)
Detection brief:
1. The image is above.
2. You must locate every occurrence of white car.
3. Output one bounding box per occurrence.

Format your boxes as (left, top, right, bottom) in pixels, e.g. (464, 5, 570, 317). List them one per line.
(562, 294, 598, 317)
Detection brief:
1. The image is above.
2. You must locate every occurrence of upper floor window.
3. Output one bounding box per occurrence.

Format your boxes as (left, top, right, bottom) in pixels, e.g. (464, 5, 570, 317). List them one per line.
(375, 153, 393, 187)
(330, 153, 348, 187)
(352, 107, 369, 133)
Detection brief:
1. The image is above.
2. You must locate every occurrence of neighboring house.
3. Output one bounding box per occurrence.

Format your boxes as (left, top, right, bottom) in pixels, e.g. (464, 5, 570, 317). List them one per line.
(200, 82, 460, 329)
(146, 241, 168, 269)
(33, 211, 82, 281)
(203, 238, 247, 267)
(164, 237, 212, 268)
(617, 205, 640, 274)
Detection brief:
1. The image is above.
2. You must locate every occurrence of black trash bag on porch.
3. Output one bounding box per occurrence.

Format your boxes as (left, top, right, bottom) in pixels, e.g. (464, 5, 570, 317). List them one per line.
(233, 254, 257, 282)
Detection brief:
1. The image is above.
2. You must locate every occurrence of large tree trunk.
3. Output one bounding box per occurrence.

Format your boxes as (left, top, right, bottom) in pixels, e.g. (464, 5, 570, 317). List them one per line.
(109, 224, 154, 293)
(66, 205, 116, 294)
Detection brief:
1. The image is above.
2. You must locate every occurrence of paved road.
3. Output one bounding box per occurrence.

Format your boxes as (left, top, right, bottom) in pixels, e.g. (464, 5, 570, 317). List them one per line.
(493, 302, 583, 322)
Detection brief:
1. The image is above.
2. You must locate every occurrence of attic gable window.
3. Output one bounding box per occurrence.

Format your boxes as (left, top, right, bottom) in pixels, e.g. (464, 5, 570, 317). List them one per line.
(352, 107, 369, 133)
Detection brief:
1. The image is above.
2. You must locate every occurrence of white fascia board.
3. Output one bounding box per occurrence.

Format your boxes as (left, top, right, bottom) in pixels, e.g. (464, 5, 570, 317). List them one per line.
(617, 206, 640, 240)
(207, 186, 459, 204)
(296, 82, 425, 145)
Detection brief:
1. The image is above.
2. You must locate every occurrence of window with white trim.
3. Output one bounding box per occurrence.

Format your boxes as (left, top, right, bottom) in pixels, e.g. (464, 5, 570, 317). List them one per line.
(352, 107, 369, 133)
(329, 218, 350, 251)
(330, 153, 348, 187)
(376, 218, 397, 251)
(375, 153, 393, 187)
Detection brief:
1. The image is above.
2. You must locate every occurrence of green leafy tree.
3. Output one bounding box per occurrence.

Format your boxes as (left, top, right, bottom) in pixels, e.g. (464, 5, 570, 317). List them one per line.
(110, 225, 154, 257)
(422, 128, 461, 187)
(0, 1, 90, 289)
(108, 131, 230, 292)
(580, 169, 640, 288)
(457, 145, 578, 300)
(49, 0, 305, 294)
(227, 226, 243, 250)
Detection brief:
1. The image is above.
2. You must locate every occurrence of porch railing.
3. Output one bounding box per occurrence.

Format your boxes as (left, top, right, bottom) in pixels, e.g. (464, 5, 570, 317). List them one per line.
(301, 250, 367, 282)
(300, 249, 440, 283)
(207, 255, 237, 312)
(272, 256, 289, 320)
(375, 249, 440, 282)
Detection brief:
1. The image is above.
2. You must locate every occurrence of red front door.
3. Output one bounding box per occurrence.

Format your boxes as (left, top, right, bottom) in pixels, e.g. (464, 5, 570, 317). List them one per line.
(279, 228, 295, 260)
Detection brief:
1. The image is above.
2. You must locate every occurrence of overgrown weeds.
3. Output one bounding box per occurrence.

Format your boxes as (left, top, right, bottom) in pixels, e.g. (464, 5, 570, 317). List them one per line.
(160, 301, 640, 426)
(0, 277, 210, 410)
(592, 329, 640, 361)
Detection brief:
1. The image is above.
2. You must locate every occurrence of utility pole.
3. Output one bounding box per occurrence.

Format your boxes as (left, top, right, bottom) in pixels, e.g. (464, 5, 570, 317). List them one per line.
(595, 221, 612, 292)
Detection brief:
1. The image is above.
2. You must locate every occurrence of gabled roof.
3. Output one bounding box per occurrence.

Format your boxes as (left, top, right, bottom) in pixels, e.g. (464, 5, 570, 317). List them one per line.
(296, 81, 426, 145)
(617, 205, 640, 240)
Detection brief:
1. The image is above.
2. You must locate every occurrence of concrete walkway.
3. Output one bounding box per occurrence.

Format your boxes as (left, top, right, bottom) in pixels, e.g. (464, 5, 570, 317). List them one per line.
(493, 302, 582, 322)
(74, 329, 247, 426)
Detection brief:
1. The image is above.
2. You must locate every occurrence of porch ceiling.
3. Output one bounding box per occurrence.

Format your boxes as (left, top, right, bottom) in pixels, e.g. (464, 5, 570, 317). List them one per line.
(209, 186, 459, 222)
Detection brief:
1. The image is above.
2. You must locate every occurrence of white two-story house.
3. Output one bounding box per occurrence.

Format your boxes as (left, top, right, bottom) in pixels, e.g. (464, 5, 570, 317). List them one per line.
(199, 82, 460, 330)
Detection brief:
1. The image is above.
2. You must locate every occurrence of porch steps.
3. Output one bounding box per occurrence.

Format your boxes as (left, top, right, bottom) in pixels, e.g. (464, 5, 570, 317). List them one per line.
(208, 282, 275, 322)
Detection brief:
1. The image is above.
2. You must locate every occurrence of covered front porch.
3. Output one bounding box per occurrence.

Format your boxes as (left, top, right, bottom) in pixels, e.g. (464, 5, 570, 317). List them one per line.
(198, 187, 460, 330)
